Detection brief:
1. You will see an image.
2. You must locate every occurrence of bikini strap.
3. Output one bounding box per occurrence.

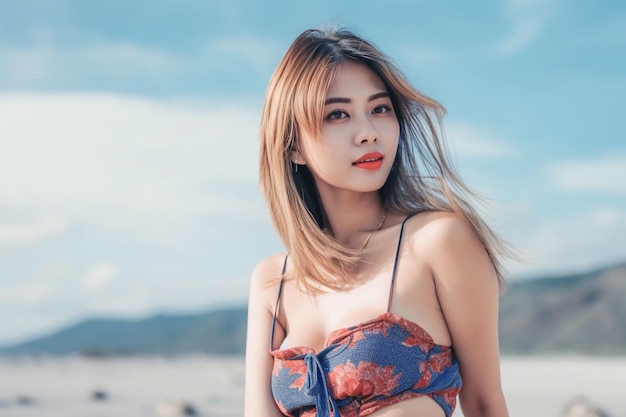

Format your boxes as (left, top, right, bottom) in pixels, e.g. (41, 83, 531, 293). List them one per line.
(387, 215, 413, 312)
(269, 255, 289, 351)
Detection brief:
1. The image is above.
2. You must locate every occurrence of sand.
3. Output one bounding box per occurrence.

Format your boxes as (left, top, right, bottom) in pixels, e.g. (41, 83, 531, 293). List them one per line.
(0, 355, 624, 417)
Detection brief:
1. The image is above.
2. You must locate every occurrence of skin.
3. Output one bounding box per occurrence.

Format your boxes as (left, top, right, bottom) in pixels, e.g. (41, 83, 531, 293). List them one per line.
(244, 61, 509, 417)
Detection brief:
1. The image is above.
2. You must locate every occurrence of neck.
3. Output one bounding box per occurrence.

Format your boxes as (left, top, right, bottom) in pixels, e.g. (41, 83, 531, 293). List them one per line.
(318, 191, 386, 244)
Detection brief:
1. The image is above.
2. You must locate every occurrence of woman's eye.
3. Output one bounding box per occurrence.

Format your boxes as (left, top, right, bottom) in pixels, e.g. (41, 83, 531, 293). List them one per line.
(326, 110, 348, 120)
(373, 105, 392, 114)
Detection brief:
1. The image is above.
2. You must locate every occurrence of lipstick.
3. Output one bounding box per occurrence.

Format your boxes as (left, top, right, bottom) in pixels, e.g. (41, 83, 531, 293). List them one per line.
(353, 152, 384, 170)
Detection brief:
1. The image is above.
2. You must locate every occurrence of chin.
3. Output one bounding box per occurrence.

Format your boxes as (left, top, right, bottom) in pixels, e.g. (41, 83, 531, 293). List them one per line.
(355, 181, 387, 193)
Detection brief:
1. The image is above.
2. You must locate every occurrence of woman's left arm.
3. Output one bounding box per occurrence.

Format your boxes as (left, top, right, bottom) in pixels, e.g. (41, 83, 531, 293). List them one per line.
(426, 214, 509, 417)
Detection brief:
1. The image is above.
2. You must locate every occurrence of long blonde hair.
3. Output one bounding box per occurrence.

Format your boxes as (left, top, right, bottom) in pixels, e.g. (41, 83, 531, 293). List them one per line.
(259, 28, 512, 292)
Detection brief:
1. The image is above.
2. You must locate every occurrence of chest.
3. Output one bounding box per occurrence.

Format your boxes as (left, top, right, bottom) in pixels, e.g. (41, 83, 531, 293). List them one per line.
(278, 258, 441, 352)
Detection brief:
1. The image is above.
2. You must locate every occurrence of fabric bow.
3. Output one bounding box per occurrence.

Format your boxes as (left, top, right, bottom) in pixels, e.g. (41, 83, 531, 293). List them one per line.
(304, 352, 340, 417)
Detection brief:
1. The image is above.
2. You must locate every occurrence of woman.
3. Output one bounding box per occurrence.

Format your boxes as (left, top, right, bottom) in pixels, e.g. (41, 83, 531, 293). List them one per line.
(245, 27, 511, 417)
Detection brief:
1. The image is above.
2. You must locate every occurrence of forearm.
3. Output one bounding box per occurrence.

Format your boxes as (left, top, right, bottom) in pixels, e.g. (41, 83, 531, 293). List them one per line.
(461, 398, 509, 417)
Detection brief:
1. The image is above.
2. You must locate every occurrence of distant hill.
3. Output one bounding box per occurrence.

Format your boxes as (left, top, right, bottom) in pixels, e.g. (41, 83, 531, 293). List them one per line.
(1, 262, 625, 356)
(499, 261, 626, 355)
(0, 307, 247, 356)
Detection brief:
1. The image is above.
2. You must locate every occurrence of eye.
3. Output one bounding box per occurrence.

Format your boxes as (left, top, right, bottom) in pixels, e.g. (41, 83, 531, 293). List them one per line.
(372, 104, 392, 114)
(325, 109, 349, 120)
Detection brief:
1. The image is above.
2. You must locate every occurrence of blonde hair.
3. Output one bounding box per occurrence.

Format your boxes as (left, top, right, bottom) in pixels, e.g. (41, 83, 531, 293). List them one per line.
(259, 28, 512, 292)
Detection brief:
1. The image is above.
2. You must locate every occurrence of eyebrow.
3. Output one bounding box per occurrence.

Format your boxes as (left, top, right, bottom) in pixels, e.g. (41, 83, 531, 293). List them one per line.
(324, 91, 390, 105)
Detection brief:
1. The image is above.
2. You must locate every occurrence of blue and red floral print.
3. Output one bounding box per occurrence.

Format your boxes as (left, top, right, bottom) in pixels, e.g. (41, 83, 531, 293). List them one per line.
(271, 311, 461, 417)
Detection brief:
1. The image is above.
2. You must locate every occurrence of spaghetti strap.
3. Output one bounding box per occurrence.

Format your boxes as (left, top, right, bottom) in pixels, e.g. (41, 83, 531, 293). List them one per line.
(387, 215, 414, 312)
(270, 255, 289, 351)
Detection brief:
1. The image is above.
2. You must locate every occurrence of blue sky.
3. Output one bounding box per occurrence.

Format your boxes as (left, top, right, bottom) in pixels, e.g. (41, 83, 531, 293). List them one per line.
(1, 0, 625, 346)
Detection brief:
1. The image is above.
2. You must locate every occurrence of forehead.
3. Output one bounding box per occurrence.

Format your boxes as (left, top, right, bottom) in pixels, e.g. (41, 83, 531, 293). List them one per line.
(325, 61, 387, 99)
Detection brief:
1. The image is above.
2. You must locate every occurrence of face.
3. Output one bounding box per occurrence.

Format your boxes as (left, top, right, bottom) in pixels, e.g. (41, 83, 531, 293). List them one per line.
(294, 61, 400, 197)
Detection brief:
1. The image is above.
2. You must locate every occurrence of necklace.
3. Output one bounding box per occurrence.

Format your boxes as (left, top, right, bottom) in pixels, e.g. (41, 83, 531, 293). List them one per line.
(358, 210, 387, 254)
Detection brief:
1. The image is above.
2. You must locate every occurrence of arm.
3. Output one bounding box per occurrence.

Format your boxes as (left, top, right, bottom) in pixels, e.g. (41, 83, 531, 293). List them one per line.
(426, 214, 509, 417)
(244, 256, 287, 417)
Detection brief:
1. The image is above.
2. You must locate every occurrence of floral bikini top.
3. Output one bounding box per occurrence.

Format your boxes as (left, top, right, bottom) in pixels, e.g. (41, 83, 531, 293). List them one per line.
(270, 216, 463, 417)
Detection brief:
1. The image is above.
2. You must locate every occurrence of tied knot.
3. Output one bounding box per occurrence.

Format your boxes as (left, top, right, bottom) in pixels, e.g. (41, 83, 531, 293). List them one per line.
(304, 353, 323, 396)
(302, 352, 339, 417)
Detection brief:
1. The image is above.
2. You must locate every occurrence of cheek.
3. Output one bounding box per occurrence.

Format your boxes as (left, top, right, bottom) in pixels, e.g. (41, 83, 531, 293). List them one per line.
(384, 118, 400, 138)
(300, 140, 347, 180)
(384, 122, 400, 158)
(301, 133, 343, 163)
(300, 141, 329, 173)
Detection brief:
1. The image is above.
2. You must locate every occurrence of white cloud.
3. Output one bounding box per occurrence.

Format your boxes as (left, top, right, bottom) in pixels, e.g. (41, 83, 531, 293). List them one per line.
(1, 43, 187, 85)
(446, 122, 515, 158)
(82, 262, 119, 291)
(508, 207, 626, 278)
(37, 259, 75, 279)
(0, 260, 74, 308)
(0, 36, 281, 87)
(0, 217, 68, 245)
(0, 93, 264, 245)
(590, 207, 624, 226)
(551, 155, 626, 194)
(0, 282, 52, 305)
(497, 0, 558, 55)
(0, 92, 279, 345)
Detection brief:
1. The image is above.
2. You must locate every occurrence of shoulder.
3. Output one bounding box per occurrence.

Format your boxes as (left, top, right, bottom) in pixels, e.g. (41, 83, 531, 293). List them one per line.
(404, 211, 493, 284)
(249, 252, 289, 295)
(404, 210, 479, 248)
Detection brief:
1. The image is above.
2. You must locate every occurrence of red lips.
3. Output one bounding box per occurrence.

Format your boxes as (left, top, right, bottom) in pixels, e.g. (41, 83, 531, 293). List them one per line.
(352, 152, 384, 170)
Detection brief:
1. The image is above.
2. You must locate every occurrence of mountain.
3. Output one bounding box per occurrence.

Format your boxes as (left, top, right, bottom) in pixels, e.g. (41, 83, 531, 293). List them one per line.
(0, 307, 247, 356)
(498, 261, 626, 355)
(1, 262, 625, 356)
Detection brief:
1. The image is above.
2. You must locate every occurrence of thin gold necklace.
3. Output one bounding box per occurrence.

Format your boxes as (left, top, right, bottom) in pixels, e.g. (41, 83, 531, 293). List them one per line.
(358, 210, 387, 254)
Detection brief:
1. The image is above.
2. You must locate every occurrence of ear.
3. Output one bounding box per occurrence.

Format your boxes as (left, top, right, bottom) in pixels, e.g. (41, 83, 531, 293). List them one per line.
(290, 149, 306, 166)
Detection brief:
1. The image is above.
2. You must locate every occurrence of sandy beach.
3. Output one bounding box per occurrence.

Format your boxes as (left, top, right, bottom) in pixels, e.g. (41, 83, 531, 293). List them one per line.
(0, 355, 625, 417)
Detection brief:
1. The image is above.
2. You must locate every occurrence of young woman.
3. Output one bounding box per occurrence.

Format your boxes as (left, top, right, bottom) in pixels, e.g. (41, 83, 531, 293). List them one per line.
(245, 27, 511, 417)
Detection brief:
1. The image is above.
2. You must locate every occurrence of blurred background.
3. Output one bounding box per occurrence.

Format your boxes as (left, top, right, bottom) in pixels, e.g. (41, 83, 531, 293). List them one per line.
(1, 1, 625, 416)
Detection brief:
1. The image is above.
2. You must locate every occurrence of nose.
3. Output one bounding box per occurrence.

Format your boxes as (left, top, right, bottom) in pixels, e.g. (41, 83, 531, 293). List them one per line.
(354, 114, 379, 145)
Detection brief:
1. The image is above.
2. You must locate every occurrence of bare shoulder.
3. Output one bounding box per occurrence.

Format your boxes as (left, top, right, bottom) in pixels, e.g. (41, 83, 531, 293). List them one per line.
(404, 210, 479, 248)
(249, 252, 288, 296)
(404, 211, 494, 285)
